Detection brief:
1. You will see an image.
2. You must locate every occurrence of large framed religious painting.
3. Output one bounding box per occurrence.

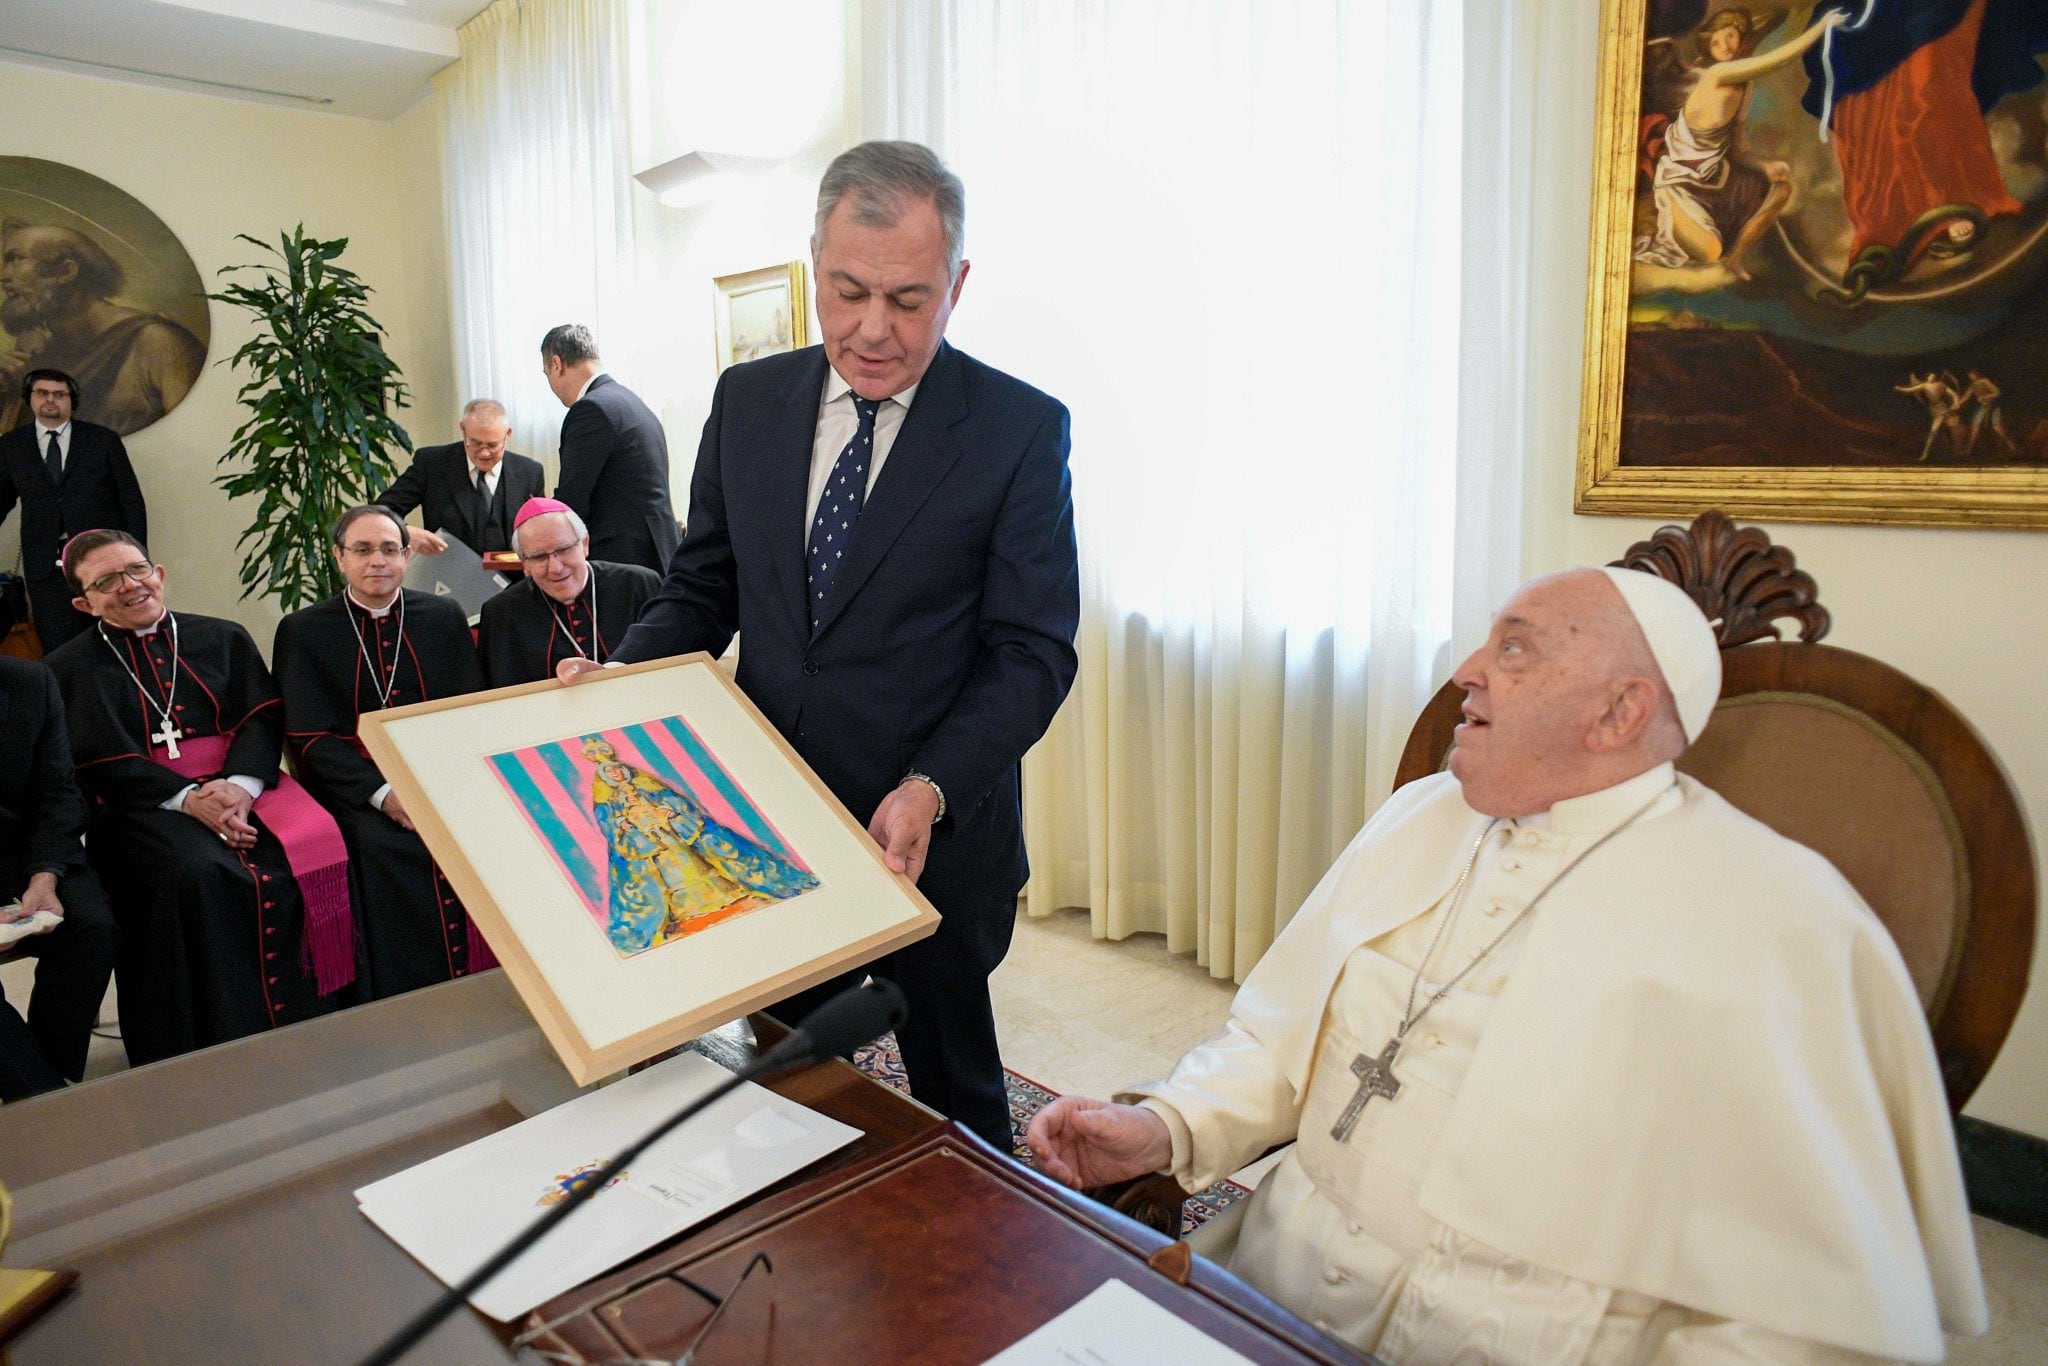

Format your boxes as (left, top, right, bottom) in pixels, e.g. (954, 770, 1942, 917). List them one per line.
(711, 261, 808, 372)
(0, 157, 210, 437)
(359, 656, 939, 1083)
(1576, 1, 2048, 528)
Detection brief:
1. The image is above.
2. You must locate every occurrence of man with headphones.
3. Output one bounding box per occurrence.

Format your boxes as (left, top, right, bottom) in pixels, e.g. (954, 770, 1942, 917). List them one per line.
(0, 367, 148, 650)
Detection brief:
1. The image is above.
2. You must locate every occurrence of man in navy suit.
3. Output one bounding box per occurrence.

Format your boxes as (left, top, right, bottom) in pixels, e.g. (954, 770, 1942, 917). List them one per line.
(567, 143, 1078, 1148)
(373, 398, 544, 555)
(0, 368, 148, 650)
(541, 326, 680, 574)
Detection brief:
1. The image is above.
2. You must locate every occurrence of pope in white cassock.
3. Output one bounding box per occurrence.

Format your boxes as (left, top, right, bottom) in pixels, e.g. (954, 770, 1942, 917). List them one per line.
(1029, 567, 1986, 1364)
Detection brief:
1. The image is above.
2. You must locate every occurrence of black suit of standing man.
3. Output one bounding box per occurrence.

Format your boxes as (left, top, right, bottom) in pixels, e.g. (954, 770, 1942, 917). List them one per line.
(0, 657, 117, 1100)
(0, 368, 147, 651)
(540, 327, 680, 575)
(569, 143, 1080, 1149)
(373, 398, 543, 556)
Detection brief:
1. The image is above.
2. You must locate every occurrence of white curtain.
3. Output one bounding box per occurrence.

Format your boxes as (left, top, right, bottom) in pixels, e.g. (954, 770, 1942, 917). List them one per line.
(867, 0, 1537, 979)
(434, 0, 638, 469)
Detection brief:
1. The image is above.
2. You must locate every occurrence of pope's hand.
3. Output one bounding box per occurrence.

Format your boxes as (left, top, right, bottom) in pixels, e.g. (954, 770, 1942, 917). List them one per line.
(410, 528, 449, 555)
(557, 657, 607, 686)
(1026, 1096, 1173, 1189)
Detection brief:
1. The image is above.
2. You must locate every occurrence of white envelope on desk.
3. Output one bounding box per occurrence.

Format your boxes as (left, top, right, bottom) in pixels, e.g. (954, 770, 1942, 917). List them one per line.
(355, 1050, 859, 1321)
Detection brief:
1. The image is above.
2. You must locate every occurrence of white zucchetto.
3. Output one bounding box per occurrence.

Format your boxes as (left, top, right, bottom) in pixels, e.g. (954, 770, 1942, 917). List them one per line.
(1598, 566, 1722, 743)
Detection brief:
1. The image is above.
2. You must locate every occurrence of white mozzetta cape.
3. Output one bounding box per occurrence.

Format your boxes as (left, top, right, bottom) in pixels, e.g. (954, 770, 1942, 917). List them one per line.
(1221, 769, 1985, 1361)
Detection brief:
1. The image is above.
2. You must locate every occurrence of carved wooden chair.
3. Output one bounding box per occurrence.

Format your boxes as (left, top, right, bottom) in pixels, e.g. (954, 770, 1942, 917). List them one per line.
(1095, 510, 2035, 1239)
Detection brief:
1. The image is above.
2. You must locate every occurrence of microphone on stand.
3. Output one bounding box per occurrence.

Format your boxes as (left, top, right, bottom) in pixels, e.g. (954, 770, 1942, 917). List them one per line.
(360, 978, 909, 1366)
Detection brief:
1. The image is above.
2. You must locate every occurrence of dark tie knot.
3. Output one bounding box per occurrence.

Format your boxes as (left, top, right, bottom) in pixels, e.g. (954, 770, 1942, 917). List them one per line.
(854, 397, 881, 425)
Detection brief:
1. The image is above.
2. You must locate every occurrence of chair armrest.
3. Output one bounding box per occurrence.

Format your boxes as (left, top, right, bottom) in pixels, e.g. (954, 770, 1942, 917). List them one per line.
(1085, 1171, 1193, 1237)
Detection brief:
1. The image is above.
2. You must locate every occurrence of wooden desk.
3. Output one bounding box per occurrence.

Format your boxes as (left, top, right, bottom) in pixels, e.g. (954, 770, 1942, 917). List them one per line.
(0, 972, 937, 1363)
(529, 1124, 1366, 1364)
(0, 974, 1364, 1363)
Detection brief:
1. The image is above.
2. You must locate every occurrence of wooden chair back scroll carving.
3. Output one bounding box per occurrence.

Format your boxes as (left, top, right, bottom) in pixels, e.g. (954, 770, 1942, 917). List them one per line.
(1392, 511, 2035, 1112)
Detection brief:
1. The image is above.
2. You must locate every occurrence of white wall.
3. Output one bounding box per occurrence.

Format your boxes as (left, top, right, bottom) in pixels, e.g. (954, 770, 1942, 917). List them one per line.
(611, 0, 855, 518)
(1519, 9, 2048, 1139)
(0, 61, 456, 651)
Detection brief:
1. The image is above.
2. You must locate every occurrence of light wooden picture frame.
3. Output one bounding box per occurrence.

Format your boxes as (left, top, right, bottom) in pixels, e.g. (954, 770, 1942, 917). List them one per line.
(712, 261, 809, 372)
(359, 655, 938, 1083)
(1576, 0, 2048, 529)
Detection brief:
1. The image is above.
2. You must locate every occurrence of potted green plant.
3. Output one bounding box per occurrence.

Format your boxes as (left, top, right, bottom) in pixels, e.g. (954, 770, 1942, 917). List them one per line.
(210, 226, 412, 611)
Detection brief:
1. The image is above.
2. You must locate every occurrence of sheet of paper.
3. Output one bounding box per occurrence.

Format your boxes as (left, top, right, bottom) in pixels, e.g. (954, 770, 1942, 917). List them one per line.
(0, 908, 61, 947)
(983, 1279, 1258, 1366)
(355, 1050, 859, 1320)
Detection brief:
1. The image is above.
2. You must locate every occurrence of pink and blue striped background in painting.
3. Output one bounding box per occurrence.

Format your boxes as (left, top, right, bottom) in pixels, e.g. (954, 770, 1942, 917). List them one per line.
(487, 716, 814, 926)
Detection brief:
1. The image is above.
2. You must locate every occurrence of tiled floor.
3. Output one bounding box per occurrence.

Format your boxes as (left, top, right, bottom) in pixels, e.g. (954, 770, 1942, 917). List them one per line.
(992, 907, 2048, 1364)
(7, 912, 2043, 1359)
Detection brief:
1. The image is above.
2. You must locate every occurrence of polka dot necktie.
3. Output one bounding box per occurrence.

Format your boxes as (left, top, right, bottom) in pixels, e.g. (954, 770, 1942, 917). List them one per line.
(807, 396, 881, 632)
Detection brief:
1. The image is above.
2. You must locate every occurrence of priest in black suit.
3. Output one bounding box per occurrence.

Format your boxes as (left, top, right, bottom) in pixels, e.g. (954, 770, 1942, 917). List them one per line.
(0, 368, 148, 650)
(477, 498, 659, 688)
(45, 531, 351, 1064)
(372, 398, 543, 555)
(541, 326, 680, 574)
(0, 656, 117, 1099)
(273, 506, 496, 998)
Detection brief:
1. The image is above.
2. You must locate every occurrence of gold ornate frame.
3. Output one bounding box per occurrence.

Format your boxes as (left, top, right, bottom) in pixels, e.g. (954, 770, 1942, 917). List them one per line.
(711, 260, 809, 372)
(1575, 1, 2048, 529)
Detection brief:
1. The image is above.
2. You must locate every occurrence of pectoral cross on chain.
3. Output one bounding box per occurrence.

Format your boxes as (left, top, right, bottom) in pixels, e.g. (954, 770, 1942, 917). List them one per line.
(1330, 1038, 1403, 1141)
(151, 714, 183, 760)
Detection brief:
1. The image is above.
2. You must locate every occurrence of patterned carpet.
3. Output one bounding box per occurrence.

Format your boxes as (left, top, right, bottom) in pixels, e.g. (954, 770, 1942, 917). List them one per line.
(853, 1032, 1249, 1237)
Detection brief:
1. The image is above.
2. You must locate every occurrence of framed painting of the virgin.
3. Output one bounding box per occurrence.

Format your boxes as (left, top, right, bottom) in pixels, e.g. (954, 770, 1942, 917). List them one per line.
(1577, 1, 2048, 527)
(358, 656, 939, 1083)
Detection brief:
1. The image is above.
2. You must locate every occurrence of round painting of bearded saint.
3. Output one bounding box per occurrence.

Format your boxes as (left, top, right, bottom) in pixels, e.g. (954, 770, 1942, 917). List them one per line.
(0, 157, 210, 436)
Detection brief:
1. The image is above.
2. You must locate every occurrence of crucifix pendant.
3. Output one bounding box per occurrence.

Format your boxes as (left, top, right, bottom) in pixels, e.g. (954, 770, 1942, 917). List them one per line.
(152, 715, 183, 760)
(1330, 1037, 1404, 1141)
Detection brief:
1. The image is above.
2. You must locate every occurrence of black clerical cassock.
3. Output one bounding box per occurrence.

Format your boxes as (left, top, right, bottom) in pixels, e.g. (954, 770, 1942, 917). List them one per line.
(476, 560, 659, 689)
(45, 613, 352, 1065)
(274, 589, 494, 998)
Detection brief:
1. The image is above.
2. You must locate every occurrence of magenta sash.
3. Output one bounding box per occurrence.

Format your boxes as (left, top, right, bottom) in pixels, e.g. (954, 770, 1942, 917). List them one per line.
(162, 735, 356, 995)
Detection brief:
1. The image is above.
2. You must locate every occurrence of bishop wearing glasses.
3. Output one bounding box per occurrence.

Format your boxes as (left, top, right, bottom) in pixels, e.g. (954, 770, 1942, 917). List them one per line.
(272, 505, 495, 999)
(476, 498, 658, 689)
(43, 531, 351, 1062)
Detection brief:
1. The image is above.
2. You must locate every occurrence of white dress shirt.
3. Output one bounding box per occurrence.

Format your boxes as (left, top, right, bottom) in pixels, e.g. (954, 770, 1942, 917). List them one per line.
(35, 418, 71, 476)
(805, 370, 917, 530)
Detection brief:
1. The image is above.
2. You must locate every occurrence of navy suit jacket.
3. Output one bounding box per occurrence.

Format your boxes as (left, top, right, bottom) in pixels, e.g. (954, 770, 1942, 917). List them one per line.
(0, 420, 147, 586)
(613, 342, 1079, 922)
(554, 374, 680, 573)
(374, 441, 544, 554)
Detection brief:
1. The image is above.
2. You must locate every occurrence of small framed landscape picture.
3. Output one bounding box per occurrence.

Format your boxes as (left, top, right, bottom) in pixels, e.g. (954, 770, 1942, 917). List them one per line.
(358, 655, 939, 1083)
(712, 260, 809, 372)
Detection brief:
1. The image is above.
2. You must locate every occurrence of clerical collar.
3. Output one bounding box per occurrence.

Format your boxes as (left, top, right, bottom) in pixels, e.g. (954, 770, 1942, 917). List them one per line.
(346, 588, 399, 619)
(821, 370, 918, 413)
(1512, 763, 1677, 838)
(122, 608, 170, 639)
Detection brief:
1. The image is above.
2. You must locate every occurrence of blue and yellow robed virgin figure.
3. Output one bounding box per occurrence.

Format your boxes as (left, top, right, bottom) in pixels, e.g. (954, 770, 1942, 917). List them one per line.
(582, 736, 820, 953)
